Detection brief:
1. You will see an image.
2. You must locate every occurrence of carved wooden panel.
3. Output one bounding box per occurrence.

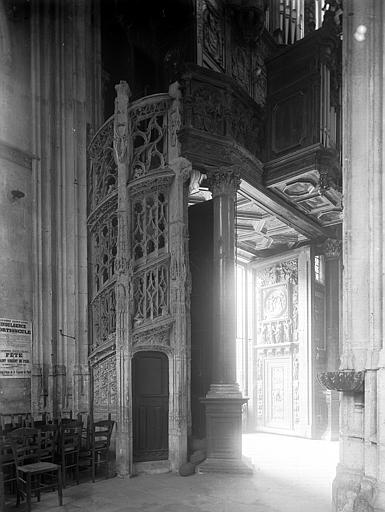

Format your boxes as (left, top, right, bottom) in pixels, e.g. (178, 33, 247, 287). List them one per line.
(271, 90, 307, 155)
(93, 355, 117, 411)
(265, 357, 292, 429)
(254, 258, 299, 432)
(202, 0, 224, 71)
(256, 259, 298, 347)
(181, 66, 264, 160)
(191, 83, 226, 137)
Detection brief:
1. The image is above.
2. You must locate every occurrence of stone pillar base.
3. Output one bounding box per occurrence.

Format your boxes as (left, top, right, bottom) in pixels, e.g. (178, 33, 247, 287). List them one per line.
(199, 397, 252, 475)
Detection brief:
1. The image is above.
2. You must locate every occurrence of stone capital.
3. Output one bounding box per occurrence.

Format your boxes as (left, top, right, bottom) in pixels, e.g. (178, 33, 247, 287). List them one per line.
(321, 238, 342, 259)
(206, 167, 241, 198)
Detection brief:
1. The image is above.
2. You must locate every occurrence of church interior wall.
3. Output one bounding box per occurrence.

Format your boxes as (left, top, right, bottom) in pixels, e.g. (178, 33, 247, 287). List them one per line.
(0, 1, 33, 414)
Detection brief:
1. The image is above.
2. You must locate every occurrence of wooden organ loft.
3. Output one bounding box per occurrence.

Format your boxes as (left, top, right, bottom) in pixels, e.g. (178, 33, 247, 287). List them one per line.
(87, 0, 343, 474)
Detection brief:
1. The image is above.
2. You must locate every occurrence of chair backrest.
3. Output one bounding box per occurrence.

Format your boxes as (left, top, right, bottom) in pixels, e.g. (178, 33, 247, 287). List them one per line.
(59, 420, 82, 453)
(0, 413, 33, 434)
(8, 428, 41, 466)
(91, 420, 115, 450)
(39, 424, 58, 462)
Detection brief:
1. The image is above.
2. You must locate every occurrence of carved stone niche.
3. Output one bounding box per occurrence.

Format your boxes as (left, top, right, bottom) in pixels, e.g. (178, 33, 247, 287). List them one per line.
(317, 370, 364, 393)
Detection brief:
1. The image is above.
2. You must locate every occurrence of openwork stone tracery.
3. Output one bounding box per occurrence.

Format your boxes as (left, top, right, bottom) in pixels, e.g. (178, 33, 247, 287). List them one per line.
(88, 115, 119, 417)
(129, 97, 171, 179)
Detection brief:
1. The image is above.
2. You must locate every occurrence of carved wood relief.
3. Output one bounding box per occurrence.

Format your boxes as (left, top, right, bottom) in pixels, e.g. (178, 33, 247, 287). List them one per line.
(191, 84, 225, 136)
(254, 258, 299, 431)
(181, 67, 264, 160)
(196, 0, 271, 105)
(202, 0, 225, 71)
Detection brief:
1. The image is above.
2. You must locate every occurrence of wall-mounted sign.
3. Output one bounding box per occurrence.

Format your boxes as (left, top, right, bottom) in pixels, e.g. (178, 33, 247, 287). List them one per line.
(0, 318, 32, 378)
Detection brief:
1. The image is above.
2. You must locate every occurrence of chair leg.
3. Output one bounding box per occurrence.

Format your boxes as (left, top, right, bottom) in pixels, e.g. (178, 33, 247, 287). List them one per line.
(15, 471, 20, 507)
(57, 468, 63, 506)
(62, 453, 66, 489)
(92, 449, 95, 483)
(37, 474, 41, 501)
(26, 473, 32, 512)
(76, 452, 79, 485)
(104, 450, 109, 479)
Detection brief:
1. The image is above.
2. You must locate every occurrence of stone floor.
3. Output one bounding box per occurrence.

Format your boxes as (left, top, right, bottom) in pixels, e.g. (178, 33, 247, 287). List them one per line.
(4, 433, 339, 512)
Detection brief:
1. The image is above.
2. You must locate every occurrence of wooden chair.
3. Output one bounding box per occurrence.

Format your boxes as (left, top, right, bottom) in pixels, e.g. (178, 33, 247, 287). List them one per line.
(39, 424, 58, 462)
(0, 437, 16, 496)
(80, 418, 115, 482)
(58, 419, 82, 487)
(8, 427, 62, 512)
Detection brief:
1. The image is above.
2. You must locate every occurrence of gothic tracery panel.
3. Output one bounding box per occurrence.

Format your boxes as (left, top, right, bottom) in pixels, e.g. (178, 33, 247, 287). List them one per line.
(130, 99, 170, 179)
(132, 192, 168, 262)
(88, 117, 117, 211)
(133, 262, 169, 328)
(93, 213, 118, 293)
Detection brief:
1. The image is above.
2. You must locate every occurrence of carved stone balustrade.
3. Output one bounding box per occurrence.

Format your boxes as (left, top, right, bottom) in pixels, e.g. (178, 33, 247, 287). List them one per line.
(179, 64, 265, 182)
(317, 370, 365, 393)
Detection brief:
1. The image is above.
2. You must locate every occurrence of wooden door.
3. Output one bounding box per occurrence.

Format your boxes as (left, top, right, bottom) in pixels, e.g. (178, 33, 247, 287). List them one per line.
(132, 351, 169, 462)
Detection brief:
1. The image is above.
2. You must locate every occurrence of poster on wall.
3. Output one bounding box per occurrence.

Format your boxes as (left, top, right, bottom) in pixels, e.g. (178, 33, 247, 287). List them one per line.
(0, 318, 32, 378)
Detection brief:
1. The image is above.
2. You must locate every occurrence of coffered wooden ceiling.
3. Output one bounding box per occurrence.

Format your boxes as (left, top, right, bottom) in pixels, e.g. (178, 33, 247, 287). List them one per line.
(188, 177, 334, 262)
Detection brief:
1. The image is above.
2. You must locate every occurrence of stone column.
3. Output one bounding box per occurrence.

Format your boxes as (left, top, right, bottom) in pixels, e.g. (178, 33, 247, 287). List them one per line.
(30, 0, 101, 418)
(333, 1, 385, 510)
(199, 167, 251, 474)
(113, 81, 132, 477)
(167, 82, 192, 471)
(323, 238, 341, 441)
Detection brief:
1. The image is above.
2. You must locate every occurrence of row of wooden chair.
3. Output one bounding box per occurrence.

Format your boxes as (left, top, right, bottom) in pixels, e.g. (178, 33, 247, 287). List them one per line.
(1, 414, 115, 511)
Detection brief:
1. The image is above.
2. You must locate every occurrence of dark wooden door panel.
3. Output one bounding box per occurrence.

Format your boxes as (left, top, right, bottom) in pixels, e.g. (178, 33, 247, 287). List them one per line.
(133, 351, 169, 461)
